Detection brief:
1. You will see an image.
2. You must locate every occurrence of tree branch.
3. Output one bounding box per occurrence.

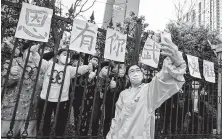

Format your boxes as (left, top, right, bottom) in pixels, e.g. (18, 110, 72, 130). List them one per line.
(74, 0, 96, 18)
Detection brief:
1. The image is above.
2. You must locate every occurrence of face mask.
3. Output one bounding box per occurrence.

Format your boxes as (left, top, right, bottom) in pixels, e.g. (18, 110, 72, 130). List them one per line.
(59, 55, 70, 65)
(129, 72, 143, 85)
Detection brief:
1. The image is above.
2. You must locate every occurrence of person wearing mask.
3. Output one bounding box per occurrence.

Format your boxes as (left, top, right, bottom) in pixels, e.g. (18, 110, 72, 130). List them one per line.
(106, 37, 186, 139)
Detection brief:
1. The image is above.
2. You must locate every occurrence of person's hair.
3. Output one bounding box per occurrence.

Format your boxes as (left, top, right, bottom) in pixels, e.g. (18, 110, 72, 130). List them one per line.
(126, 64, 141, 75)
(43, 51, 54, 61)
(57, 48, 69, 56)
(71, 53, 80, 61)
(90, 55, 99, 61)
(22, 41, 36, 52)
(18, 41, 37, 57)
(100, 61, 114, 70)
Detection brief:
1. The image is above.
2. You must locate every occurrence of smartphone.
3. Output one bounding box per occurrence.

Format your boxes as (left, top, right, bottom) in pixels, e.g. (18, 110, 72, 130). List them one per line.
(160, 31, 172, 44)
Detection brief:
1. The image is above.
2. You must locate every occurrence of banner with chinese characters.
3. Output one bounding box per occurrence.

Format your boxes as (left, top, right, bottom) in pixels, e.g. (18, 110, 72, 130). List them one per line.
(203, 60, 215, 83)
(69, 19, 98, 55)
(104, 29, 127, 62)
(141, 38, 161, 68)
(187, 54, 201, 79)
(15, 2, 53, 42)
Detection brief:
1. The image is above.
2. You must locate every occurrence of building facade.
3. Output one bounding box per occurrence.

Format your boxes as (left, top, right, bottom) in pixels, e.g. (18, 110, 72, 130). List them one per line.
(102, 0, 140, 29)
(182, 0, 222, 34)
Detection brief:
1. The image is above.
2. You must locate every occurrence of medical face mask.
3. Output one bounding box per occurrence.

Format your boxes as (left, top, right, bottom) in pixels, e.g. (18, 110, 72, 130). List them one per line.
(58, 52, 70, 65)
(129, 71, 143, 85)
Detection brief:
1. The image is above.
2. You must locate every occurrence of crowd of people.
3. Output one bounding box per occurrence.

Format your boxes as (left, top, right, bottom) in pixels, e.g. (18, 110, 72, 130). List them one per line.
(1, 38, 147, 137)
(1, 37, 217, 138)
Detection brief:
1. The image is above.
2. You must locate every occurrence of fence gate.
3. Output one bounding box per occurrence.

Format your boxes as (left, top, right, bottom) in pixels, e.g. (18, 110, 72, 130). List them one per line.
(1, 0, 222, 139)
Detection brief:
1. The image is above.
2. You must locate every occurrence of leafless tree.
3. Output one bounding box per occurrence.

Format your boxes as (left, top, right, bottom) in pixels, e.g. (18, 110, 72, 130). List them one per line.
(173, 0, 197, 21)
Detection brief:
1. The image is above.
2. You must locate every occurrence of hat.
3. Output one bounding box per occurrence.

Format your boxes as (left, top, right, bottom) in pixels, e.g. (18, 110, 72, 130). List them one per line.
(126, 64, 141, 75)
(90, 55, 99, 60)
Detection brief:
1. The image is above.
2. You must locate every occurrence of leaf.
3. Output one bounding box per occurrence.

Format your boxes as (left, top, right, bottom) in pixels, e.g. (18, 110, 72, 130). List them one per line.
(44, 32, 48, 37)
(18, 25, 22, 31)
(33, 28, 37, 32)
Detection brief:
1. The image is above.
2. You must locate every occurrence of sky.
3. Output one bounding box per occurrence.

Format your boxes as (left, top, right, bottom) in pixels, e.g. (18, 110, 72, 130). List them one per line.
(58, 0, 179, 32)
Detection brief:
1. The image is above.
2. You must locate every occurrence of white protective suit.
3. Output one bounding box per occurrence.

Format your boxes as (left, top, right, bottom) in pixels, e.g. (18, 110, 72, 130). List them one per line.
(107, 57, 186, 139)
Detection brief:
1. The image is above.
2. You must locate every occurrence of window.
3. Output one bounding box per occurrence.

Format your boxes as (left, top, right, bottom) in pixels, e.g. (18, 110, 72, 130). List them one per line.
(210, 0, 212, 29)
(192, 10, 196, 22)
(216, 0, 220, 31)
(186, 13, 189, 22)
(199, 2, 201, 26)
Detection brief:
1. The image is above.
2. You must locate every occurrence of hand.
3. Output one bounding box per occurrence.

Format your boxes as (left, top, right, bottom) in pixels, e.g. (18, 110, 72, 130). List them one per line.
(160, 37, 184, 67)
(88, 70, 97, 80)
(10, 66, 20, 76)
(110, 77, 116, 89)
(88, 63, 93, 73)
(3, 37, 13, 45)
(79, 65, 90, 75)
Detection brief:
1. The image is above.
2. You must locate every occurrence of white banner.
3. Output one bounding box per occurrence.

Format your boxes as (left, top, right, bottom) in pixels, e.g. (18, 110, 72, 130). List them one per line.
(187, 54, 201, 79)
(104, 29, 127, 62)
(203, 60, 215, 83)
(141, 38, 161, 68)
(15, 2, 53, 42)
(69, 19, 98, 55)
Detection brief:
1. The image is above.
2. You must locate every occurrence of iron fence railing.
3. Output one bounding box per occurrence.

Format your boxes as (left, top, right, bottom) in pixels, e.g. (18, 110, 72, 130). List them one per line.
(1, 0, 222, 139)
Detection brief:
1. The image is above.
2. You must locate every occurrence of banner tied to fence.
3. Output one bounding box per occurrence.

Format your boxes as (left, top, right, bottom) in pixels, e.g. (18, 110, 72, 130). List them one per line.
(141, 38, 161, 68)
(104, 28, 127, 62)
(203, 60, 215, 83)
(187, 54, 201, 79)
(15, 2, 53, 42)
(69, 19, 98, 55)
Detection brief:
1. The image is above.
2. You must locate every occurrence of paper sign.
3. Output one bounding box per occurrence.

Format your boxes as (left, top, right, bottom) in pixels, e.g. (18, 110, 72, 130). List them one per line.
(104, 28, 127, 62)
(187, 54, 201, 79)
(60, 31, 71, 48)
(69, 19, 98, 55)
(15, 2, 53, 42)
(203, 60, 215, 83)
(141, 38, 161, 68)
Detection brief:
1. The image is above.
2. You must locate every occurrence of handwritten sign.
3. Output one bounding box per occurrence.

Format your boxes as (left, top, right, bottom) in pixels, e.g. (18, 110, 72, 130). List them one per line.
(187, 54, 201, 79)
(104, 29, 127, 62)
(69, 19, 98, 55)
(15, 2, 53, 42)
(141, 38, 161, 68)
(203, 60, 215, 83)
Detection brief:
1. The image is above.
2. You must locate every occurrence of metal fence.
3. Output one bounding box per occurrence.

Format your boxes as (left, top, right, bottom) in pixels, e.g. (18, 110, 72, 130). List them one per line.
(1, 0, 222, 139)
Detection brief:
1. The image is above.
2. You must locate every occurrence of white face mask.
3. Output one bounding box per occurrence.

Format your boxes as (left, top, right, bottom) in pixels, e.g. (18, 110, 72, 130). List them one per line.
(59, 54, 70, 65)
(129, 72, 143, 85)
